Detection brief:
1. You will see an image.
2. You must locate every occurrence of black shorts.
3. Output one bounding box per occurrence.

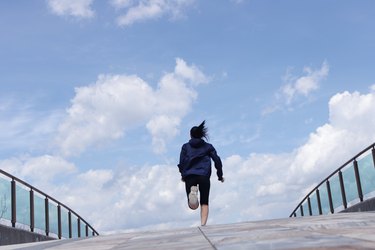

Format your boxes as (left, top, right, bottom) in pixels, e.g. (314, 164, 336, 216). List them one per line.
(185, 175, 210, 205)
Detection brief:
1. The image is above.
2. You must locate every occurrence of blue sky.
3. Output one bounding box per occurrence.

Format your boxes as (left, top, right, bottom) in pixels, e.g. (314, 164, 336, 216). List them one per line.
(1, 0, 375, 233)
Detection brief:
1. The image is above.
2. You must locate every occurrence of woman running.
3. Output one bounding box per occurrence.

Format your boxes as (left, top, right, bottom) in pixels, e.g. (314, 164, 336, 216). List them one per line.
(178, 121, 224, 226)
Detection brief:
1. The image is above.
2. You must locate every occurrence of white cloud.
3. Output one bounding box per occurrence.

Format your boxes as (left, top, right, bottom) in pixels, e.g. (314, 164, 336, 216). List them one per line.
(263, 61, 329, 115)
(0, 155, 76, 184)
(287, 89, 375, 197)
(47, 0, 95, 18)
(56, 58, 207, 156)
(115, 0, 195, 26)
(256, 182, 287, 196)
(174, 58, 209, 84)
(4, 73, 375, 233)
(281, 61, 329, 104)
(33, 164, 191, 232)
(146, 116, 180, 154)
(46, 0, 195, 25)
(4, 87, 375, 233)
(1, 156, 185, 232)
(214, 88, 375, 223)
(329, 91, 375, 132)
(56, 74, 154, 156)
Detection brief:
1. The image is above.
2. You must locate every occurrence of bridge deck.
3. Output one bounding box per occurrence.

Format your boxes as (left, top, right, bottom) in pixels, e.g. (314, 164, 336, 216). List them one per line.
(3, 212, 375, 249)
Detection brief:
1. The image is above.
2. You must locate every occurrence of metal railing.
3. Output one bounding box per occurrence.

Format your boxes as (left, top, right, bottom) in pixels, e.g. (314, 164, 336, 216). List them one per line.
(290, 142, 375, 217)
(0, 169, 99, 239)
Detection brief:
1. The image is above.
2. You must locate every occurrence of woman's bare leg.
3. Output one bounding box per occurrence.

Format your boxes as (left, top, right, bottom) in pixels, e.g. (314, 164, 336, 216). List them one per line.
(201, 204, 209, 226)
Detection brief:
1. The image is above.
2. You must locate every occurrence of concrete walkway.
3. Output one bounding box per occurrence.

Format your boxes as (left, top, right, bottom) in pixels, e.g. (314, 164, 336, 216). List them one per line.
(3, 212, 375, 249)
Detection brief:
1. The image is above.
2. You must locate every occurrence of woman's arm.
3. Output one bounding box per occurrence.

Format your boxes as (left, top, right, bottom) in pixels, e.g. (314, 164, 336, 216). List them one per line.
(209, 146, 223, 181)
(178, 145, 187, 175)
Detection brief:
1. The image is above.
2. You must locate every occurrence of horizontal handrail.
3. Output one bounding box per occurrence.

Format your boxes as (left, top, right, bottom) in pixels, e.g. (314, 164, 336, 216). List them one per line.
(289, 142, 375, 217)
(0, 169, 99, 237)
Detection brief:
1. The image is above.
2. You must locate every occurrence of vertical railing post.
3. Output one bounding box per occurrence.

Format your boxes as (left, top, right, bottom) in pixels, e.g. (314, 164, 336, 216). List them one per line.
(45, 198, 49, 236)
(372, 147, 375, 168)
(57, 204, 62, 239)
(316, 189, 323, 215)
(300, 205, 304, 216)
(353, 160, 364, 202)
(326, 180, 334, 214)
(338, 171, 347, 209)
(86, 224, 89, 237)
(307, 197, 312, 216)
(68, 211, 72, 238)
(78, 218, 81, 238)
(30, 189, 34, 232)
(11, 179, 16, 227)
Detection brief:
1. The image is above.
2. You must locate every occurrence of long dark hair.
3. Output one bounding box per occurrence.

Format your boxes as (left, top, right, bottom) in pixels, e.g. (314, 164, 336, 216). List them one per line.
(190, 120, 208, 140)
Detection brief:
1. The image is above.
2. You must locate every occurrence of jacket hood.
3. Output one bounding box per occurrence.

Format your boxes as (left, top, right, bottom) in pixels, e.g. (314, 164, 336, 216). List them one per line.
(189, 138, 205, 148)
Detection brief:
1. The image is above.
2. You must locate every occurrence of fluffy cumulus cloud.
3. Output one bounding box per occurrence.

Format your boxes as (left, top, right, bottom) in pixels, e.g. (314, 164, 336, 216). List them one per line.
(286, 89, 375, 200)
(52, 82, 375, 229)
(207, 87, 375, 224)
(0, 155, 76, 184)
(3, 86, 375, 233)
(56, 58, 207, 156)
(0, 58, 208, 232)
(47, 0, 95, 18)
(23, 164, 192, 232)
(281, 61, 329, 104)
(146, 116, 180, 154)
(289, 90, 375, 181)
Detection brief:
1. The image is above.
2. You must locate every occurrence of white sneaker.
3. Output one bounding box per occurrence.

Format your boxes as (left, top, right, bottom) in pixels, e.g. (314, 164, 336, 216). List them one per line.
(188, 186, 199, 209)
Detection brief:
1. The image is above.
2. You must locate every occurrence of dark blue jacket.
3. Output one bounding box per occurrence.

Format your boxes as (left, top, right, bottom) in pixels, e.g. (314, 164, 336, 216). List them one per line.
(178, 138, 223, 180)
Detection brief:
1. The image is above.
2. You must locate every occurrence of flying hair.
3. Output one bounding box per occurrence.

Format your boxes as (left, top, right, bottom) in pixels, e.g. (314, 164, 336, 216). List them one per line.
(190, 120, 209, 140)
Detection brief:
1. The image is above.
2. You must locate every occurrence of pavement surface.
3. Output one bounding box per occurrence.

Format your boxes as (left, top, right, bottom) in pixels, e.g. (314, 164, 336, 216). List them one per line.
(2, 212, 375, 249)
